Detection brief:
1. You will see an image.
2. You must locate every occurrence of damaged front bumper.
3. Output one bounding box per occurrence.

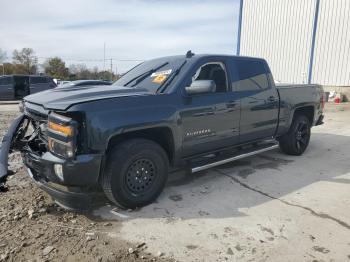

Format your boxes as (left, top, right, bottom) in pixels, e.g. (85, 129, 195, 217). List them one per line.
(23, 148, 102, 209)
(0, 114, 25, 185)
(0, 113, 103, 209)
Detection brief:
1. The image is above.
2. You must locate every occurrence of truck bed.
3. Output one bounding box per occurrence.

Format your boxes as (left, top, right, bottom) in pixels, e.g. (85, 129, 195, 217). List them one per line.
(276, 83, 324, 136)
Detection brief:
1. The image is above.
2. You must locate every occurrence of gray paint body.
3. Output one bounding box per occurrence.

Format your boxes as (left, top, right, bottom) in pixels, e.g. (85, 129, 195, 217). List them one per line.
(0, 55, 324, 207)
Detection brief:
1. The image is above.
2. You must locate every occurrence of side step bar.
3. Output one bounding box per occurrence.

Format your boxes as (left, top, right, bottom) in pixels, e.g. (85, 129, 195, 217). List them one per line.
(191, 143, 279, 173)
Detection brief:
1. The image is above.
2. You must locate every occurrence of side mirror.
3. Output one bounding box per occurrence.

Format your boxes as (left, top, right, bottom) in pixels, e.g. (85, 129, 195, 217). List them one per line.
(185, 80, 216, 95)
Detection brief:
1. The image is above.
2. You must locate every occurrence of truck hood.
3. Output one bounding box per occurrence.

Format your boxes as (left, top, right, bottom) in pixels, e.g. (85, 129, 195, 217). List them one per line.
(24, 85, 151, 111)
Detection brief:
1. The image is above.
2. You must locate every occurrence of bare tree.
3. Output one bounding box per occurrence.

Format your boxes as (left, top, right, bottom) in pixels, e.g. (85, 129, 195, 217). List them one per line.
(12, 48, 38, 74)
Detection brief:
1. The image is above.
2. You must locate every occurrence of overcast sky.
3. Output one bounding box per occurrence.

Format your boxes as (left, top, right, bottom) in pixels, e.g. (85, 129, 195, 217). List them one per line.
(0, 0, 240, 72)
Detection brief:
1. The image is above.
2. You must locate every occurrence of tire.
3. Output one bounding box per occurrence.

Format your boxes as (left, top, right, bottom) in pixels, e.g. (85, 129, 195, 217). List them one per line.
(279, 115, 311, 156)
(101, 138, 169, 209)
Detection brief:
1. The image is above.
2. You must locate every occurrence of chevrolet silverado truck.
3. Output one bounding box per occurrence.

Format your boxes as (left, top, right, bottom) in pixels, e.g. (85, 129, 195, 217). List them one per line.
(0, 52, 324, 209)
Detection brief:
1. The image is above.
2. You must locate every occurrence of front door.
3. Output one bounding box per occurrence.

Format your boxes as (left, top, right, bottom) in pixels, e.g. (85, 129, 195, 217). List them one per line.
(179, 60, 240, 157)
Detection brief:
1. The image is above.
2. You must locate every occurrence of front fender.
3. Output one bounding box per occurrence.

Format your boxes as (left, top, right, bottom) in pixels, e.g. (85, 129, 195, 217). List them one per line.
(0, 114, 25, 184)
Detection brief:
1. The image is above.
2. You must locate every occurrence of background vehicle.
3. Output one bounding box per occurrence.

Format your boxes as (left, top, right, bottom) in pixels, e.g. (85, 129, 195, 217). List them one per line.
(57, 80, 72, 86)
(58, 80, 112, 88)
(0, 53, 324, 210)
(0, 75, 56, 100)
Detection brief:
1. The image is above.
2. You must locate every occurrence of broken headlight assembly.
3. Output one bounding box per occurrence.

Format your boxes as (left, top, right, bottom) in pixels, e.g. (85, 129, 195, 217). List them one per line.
(47, 112, 77, 159)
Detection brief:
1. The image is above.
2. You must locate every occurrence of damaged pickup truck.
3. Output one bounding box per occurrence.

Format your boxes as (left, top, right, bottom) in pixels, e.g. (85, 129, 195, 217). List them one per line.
(0, 52, 325, 210)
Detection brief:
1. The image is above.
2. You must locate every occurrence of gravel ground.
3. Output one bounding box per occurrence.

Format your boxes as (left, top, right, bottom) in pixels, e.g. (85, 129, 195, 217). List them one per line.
(0, 102, 350, 262)
(0, 108, 172, 262)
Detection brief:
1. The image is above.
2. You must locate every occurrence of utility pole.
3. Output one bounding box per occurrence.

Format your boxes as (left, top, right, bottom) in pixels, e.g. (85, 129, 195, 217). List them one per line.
(236, 0, 244, 55)
(103, 43, 106, 71)
(110, 58, 113, 81)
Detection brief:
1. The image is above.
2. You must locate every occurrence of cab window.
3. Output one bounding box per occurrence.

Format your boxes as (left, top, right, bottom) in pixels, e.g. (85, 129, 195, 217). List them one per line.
(30, 76, 48, 84)
(231, 60, 270, 91)
(0, 77, 12, 85)
(192, 62, 228, 93)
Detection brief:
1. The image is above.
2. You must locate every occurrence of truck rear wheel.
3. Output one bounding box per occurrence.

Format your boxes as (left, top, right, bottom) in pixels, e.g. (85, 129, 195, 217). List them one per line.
(279, 115, 311, 155)
(101, 138, 169, 209)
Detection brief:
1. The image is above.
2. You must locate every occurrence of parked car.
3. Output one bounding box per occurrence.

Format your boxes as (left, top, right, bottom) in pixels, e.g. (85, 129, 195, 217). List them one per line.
(0, 52, 324, 210)
(58, 80, 112, 88)
(0, 75, 56, 100)
(58, 80, 72, 86)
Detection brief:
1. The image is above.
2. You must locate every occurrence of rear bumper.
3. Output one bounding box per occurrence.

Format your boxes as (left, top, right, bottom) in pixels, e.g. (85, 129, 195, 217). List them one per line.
(24, 151, 103, 210)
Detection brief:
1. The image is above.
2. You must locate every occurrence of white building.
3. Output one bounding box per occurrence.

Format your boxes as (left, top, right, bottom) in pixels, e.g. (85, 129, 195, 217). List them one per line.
(237, 0, 350, 87)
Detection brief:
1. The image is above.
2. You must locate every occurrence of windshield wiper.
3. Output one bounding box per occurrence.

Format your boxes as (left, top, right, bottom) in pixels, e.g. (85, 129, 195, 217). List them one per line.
(124, 62, 169, 87)
(156, 60, 187, 93)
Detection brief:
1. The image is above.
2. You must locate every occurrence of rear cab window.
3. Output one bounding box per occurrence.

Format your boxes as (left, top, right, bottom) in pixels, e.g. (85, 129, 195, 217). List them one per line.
(228, 58, 271, 91)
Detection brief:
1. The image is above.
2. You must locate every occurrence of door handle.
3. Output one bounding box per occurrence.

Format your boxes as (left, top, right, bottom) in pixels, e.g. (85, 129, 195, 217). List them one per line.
(267, 96, 276, 102)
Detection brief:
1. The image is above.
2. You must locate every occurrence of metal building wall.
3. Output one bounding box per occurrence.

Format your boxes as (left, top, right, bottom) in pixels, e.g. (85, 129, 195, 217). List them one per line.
(240, 0, 317, 84)
(240, 0, 350, 86)
(312, 0, 350, 86)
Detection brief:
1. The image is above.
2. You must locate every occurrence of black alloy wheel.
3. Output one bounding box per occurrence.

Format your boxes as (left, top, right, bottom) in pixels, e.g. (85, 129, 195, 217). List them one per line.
(279, 115, 311, 155)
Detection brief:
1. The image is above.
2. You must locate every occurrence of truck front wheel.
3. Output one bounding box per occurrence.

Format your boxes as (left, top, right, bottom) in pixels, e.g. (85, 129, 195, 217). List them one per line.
(101, 138, 169, 209)
(279, 115, 311, 156)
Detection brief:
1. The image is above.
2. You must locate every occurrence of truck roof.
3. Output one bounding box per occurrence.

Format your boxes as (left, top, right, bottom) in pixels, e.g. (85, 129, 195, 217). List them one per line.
(149, 54, 267, 63)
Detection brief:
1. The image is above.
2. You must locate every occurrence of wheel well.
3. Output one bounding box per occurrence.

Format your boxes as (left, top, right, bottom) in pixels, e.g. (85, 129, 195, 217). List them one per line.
(294, 106, 314, 124)
(106, 127, 175, 164)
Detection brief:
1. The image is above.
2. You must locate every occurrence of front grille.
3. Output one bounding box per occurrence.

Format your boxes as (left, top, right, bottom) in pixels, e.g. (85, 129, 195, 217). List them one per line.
(23, 103, 49, 154)
(25, 107, 48, 123)
(24, 152, 44, 174)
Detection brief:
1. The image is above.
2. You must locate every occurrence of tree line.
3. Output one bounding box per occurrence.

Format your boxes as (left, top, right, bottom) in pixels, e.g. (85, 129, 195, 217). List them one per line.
(0, 48, 118, 81)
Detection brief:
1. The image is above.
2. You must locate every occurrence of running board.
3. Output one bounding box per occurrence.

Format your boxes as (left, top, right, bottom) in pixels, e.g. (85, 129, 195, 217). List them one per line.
(191, 143, 279, 173)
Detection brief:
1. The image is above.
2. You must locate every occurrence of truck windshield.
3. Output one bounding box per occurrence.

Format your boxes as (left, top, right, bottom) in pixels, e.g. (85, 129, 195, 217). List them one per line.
(113, 57, 186, 93)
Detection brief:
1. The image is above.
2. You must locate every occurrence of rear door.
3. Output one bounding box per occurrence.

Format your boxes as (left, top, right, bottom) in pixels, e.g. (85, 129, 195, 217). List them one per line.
(230, 59, 279, 143)
(0, 77, 14, 99)
(179, 58, 240, 157)
(13, 75, 29, 97)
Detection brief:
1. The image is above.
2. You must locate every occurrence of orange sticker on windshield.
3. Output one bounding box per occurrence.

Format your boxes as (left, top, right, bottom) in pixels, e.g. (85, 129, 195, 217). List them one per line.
(152, 74, 167, 84)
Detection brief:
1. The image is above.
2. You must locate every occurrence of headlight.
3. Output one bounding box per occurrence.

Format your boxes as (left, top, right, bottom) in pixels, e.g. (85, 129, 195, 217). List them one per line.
(48, 121, 74, 136)
(47, 112, 77, 158)
(48, 138, 75, 158)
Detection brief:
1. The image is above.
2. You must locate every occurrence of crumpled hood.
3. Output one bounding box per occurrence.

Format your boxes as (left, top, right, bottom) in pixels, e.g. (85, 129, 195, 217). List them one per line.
(24, 85, 151, 110)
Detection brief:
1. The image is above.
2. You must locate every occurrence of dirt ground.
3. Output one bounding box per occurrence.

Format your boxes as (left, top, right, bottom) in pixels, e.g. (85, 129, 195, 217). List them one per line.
(1, 102, 350, 262)
(0, 106, 172, 262)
